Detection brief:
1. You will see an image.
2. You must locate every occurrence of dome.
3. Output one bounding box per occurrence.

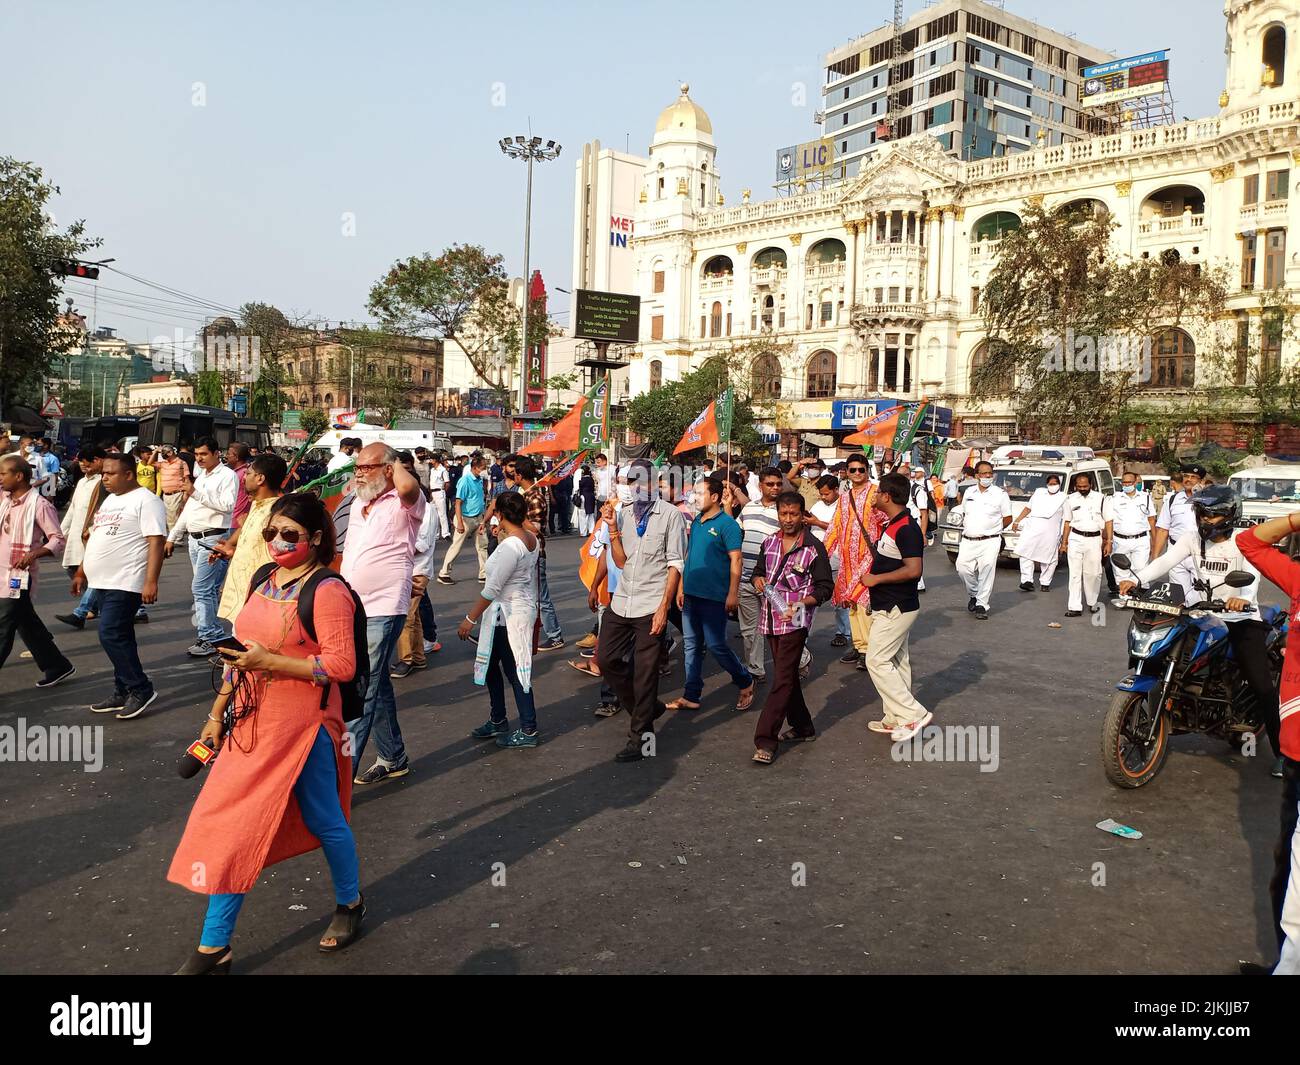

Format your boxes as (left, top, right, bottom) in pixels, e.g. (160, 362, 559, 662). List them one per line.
(655, 83, 712, 136)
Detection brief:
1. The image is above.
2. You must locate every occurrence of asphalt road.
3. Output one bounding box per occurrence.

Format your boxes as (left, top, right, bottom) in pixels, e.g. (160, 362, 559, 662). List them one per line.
(0, 537, 1288, 974)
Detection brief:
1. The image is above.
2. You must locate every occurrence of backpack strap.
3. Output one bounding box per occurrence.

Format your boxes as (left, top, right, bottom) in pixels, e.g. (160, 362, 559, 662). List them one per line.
(247, 561, 277, 603)
(297, 567, 348, 711)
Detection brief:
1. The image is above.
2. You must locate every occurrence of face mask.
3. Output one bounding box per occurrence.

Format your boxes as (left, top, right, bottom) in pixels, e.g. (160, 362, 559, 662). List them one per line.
(1198, 518, 1230, 541)
(978, 476, 993, 488)
(616, 485, 633, 505)
(1123, 484, 1137, 495)
(1046, 484, 1060, 494)
(271, 539, 313, 567)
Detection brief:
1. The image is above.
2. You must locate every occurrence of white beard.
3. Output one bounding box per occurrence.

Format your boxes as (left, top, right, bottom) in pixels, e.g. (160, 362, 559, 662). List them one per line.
(355, 478, 385, 502)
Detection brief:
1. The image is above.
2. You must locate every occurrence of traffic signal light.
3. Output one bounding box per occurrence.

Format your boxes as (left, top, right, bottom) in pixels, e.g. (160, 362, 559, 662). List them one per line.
(52, 260, 99, 280)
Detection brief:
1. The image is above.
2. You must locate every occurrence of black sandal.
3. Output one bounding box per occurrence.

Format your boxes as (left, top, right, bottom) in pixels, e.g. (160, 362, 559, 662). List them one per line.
(319, 893, 366, 953)
(175, 947, 232, 975)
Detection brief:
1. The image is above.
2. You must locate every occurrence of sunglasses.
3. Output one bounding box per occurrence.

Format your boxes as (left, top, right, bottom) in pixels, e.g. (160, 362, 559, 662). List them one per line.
(261, 527, 311, 544)
(847, 466, 868, 473)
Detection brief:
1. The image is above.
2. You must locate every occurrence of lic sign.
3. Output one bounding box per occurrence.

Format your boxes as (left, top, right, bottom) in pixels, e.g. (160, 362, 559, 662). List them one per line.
(609, 215, 634, 248)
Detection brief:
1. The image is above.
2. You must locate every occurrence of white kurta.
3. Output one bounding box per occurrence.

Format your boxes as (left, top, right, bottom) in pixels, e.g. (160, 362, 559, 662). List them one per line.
(1015, 488, 1065, 565)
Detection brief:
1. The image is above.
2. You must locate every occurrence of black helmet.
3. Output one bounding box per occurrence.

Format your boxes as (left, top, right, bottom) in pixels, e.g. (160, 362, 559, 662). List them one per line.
(1192, 484, 1239, 540)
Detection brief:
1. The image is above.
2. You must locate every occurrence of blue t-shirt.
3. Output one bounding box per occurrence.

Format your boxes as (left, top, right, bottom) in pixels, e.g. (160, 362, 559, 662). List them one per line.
(684, 510, 743, 602)
(456, 472, 485, 517)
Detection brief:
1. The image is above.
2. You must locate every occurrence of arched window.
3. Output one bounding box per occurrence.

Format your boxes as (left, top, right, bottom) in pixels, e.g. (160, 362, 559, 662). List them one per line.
(1139, 185, 1205, 220)
(300, 395, 309, 407)
(285, 361, 295, 377)
(972, 211, 1021, 241)
(761, 294, 775, 329)
(807, 238, 847, 263)
(710, 301, 723, 337)
(649, 360, 662, 390)
(1146, 328, 1195, 389)
(752, 246, 787, 270)
(1264, 24, 1287, 87)
(702, 255, 734, 277)
(751, 353, 782, 400)
(806, 350, 837, 398)
(969, 340, 1014, 395)
(1055, 198, 1109, 224)
(324, 393, 333, 407)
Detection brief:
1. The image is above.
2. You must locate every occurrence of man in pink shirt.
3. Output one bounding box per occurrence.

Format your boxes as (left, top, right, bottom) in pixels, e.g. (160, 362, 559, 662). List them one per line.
(341, 442, 426, 785)
(0, 454, 75, 685)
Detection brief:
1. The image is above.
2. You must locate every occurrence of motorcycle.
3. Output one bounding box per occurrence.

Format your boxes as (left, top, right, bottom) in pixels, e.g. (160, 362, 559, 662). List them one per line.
(1100, 553, 1287, 788)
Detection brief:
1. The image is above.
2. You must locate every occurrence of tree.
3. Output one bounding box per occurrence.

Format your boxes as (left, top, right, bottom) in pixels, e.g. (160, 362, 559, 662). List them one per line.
(626, 359, 763, 456)
(974, 201, 1228, 449)
(193, 370, 225, 407)
(0, 157, 101, 416)
(299, 407, 328, 442)
(366, 244, 557, 404)
(543, 371, 578, 408)
(237, 301, 301, 422)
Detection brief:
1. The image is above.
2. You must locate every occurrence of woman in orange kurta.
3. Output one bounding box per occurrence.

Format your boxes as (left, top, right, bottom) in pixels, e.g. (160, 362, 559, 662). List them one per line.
(169, 493, 363, 975)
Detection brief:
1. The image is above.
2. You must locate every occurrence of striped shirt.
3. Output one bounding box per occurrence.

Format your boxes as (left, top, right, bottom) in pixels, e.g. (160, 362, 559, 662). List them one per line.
(739, 501, 779, 579)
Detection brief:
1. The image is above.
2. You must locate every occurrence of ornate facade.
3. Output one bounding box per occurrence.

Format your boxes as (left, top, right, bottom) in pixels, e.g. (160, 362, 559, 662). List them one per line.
(627, 1, 1299, 441)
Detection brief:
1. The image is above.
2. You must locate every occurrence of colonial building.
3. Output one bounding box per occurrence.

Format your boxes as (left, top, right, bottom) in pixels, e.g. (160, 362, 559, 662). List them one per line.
(622, 0, 1298, 446)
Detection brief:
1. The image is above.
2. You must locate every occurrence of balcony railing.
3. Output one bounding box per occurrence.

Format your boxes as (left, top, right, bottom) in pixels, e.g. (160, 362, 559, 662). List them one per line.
(854, 302, 926, 321)
(750, 265, 787, 286)
(1137, 212, 1207, 240)
(1239, 201, 1289, 230)
(700, 273, 733, 292)
(805, 261, 845, 280)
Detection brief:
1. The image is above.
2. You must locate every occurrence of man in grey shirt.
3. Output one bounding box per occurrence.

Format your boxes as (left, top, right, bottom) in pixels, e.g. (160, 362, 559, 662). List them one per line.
(596, 459, 687, 763)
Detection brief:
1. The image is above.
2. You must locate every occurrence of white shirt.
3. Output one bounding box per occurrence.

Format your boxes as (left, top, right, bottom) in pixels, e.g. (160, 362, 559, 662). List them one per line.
(412, 494, 440, 577)
(595, 465, 615, 500)
(1112, 489, 1155, 537)
(60, 473, 101, 568)
(907, 479, 930, 519)
(1024, 486, 1066, 519)
(482, 533, 539, 623)
(430, 464, 449, 492)
(168, 462, 239, 543)
(1135, 530, 1261, 621)
(960, 484, 1012, 537)
(1156, 489, 1198, 542)
(809, 499, 837, 543)
(746, 473, 760, 500)
(327, 450, 354, 473)
(1063, 491, 1113, 533)
(83, 487, 168, 593)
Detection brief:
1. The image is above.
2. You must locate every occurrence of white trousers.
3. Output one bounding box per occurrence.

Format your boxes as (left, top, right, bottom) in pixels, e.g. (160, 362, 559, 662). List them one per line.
(430, 491, 449, 538)
(955, 537, 1000, 609)
(1019, 554, 1059, 587)
(1066, 534, 1102, 611)
(864, 606, 927, 728)
(1110, 535, 1150, 587)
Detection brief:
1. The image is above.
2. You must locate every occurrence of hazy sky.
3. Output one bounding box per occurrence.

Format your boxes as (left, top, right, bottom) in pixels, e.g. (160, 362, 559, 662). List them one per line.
(2, 0, 1227, 343)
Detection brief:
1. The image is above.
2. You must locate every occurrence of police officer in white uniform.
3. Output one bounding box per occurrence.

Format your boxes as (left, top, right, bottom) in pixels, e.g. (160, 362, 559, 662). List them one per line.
(955, 460, 1012, 620)
(905, 466, 931, 591)
(1060, 472, 1113, 617)
(1109, 470, 1155, 588)
(1152, 465, 1203, 602)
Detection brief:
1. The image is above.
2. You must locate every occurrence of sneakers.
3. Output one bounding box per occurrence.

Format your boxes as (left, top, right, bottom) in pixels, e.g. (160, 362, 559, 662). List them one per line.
(55, 613, 85, 630)
(423, 640, 441, 654)
(1019, 582, 1034, 592)
(974, 606, 988, 620)
(855, 655, 869, 671)
(1273, 757, 1285, 779)
(1064, 609, 1082, 618)
(134, 612, 149, 624)
(830, 633, 848, 648)
(389, 662, 413, 679)
(967, 597, 977, 612)
(890, 711, 934, 742)
(187, 641, 215, 657)
(36, 664, 76, 688)
(436, 574, 454, 585)
(576, 632, 598, 650)
(839, 649, 860, 664)
(116, 690, 158, 720)
(495, 729, 540, 749)
(580, 647, 596, 659)
(471, 719, 507, 740)
(353, 760, 410, 785)
(536, 638, 565, 652)
(90, 691, 128, 713)
(867, 719, 898, 734)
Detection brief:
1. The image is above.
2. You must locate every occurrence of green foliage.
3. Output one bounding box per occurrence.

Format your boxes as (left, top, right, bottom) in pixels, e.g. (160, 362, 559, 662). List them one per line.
(0, 157, 101, 413)
(299, 407, 328, 441)
(626, 362, 761, 456)
(193, 370, 225, 407)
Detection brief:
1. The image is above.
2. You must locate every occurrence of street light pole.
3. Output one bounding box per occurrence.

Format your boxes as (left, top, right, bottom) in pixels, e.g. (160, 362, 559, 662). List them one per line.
(500, 134, 561, 426)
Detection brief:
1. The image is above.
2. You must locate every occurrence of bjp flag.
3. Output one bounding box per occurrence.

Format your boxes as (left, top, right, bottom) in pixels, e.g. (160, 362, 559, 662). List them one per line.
(520, 401, 582, 455)
(842, 406, 900, 448)
(673, 389, 733, 455)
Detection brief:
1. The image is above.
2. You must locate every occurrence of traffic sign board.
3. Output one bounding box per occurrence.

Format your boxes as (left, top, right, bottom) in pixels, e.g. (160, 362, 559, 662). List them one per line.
(40, 396, 64, 418)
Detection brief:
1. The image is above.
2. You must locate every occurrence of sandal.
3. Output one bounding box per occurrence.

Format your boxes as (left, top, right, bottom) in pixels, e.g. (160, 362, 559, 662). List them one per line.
(319, 893, 366, 953)
(568, 660, 601, 678)
(778, 729, 816, 743)
(752, 748, 774, 765)
(664, 697, 701, 711)
(735, 685, 756, 711)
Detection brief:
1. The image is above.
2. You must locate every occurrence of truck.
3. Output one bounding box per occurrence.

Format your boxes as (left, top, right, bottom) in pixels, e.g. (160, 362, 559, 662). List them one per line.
(939, 448, 1116, 563)
(133, 405, 270, 453)
(1228, 463, 1300, 557)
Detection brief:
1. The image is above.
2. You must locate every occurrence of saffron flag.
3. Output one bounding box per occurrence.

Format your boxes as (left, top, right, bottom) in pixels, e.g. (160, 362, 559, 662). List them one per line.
(538, 449, 588, 489)
(300, 461, 354, 514)
(890, 401, 932, 454)
(673, 388, 733, 455)
(842, 406, 900, 448)
(520, 404, 581, 455)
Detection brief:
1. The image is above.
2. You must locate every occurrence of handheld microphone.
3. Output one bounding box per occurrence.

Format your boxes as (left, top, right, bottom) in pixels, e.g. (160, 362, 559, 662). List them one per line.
(178, 737, 218, 779)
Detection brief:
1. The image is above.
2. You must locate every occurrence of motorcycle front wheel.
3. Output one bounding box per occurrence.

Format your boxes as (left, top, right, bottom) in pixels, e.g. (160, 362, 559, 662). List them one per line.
(1102, 689, 1170, 788)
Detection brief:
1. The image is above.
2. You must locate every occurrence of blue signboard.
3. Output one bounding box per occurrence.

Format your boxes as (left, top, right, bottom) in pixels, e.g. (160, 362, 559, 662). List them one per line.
(831, 398, 953, 437)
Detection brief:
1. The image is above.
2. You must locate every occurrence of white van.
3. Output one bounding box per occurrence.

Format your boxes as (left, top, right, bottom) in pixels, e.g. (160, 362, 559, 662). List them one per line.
(940, 454, 1114, 562)
(316, 427, 453, 457)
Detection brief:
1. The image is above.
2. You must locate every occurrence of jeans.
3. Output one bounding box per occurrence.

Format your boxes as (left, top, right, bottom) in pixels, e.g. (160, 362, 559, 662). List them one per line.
(188, 533, 229, 645)
(736, 581, 767, 678)
(346, 615, 406, 770)
(200, 725, 358, 947)
(66, 567, 101, 619)
(0, 591, 72, 674)
(98, 590, 150, 697)
(486, 627, 537, 733)
(682, 595, 752, 703)
(537, 555, 563, 642)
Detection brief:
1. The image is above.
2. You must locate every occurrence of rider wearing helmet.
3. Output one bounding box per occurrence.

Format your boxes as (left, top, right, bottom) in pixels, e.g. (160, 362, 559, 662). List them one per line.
(1118, 483, 1282, 777)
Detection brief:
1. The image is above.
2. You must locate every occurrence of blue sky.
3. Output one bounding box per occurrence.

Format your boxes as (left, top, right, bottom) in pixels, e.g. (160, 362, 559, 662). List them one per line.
(2, 0, 1227, 342)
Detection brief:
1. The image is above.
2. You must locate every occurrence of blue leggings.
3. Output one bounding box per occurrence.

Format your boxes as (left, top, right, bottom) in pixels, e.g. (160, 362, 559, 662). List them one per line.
(200, 726, 359, 948)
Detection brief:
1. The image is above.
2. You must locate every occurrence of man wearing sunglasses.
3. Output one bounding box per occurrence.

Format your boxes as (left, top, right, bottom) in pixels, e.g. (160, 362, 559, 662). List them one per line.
(341, 443, 426, 786)
(824, 455, 886, 669)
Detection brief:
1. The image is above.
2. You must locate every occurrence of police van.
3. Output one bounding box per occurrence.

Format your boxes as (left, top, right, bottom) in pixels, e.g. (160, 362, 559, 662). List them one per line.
(1228, 463, 1300, 556)
(940, 445, 1116, 563)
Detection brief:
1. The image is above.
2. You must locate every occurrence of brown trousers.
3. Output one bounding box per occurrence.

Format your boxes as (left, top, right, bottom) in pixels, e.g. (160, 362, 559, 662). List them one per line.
(397, 575, 429, 667)
(753, 629, 814, 753)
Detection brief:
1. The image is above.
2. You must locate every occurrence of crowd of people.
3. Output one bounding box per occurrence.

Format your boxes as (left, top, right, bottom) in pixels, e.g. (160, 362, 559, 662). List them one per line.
(3, 426, 1298, 975)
